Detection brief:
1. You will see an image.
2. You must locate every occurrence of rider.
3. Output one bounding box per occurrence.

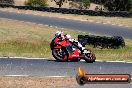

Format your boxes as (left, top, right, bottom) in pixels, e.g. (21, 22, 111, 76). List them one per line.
(65, 34, 85, 53)
(55, 31, 65, 40)
(55, 31, 85, 53)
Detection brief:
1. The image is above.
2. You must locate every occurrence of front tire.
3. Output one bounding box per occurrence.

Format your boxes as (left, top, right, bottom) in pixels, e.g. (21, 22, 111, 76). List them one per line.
(84, 50, 96, 63)
(52, 48, 68, 62)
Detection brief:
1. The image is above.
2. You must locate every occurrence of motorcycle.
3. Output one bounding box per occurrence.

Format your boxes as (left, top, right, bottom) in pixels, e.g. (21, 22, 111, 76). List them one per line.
(50, 35, 96, 63)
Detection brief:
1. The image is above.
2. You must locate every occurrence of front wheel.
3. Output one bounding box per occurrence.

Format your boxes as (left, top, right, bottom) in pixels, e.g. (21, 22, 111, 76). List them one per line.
(52, 48, 68, 62)
(84, 50, 96, 63)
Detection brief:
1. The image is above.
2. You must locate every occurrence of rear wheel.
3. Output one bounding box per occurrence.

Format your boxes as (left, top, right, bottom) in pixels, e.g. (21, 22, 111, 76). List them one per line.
(52, 48, 68, 62)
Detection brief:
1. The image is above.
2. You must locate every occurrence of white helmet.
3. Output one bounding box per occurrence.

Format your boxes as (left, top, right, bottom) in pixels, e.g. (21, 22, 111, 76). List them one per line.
(55, 31, 61, 37)
(55, 31, 63, 37)
(65, 34, 71, 40)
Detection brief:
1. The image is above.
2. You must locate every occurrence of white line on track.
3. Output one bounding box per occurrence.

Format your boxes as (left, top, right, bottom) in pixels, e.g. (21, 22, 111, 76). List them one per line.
(38, 24, 44, 26)
(103, 23, 107, 24)
(96, 22, 101, 24)
(112, 24, 116, 25)
(0, 57, 47, 60)
(96, 60, 132, 63)
(81, 59, 132, 63)
(87, 20, 94, 22)
(107, 61, 132, 63)
(125, 26, 130, 28)
(5, 75, 29, 77)
(106, 61, 126, 63)
(126, 62, 132, 64)
(95, 60, 105, 62)
(0, 57, 132, 63)
(44, 76, 68, 78)
(118, 24, 123, 27)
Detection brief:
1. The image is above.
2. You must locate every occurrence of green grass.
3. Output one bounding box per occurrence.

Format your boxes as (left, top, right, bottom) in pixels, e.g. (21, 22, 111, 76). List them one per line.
(0, 40, 51, 57)
(0, 18, 132, 61)
(0, 18, 86, 58)
(88, 40, 132, 61)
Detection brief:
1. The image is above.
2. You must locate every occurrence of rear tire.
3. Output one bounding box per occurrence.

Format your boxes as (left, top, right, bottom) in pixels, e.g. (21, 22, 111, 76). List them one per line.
(52, 48, 68, 62)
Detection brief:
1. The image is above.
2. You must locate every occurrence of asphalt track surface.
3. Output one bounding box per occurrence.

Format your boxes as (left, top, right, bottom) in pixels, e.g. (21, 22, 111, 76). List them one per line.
(0, 11, 132, 39)
(0, 58, 132, 76)
(0, 58, 132, 88)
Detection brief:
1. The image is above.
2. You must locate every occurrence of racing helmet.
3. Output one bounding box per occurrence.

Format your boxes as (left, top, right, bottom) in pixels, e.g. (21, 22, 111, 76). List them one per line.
(65, 34, 71, 40)
(55, 31, 64, 36)
(55, 31, 61, 37)
(55, 31, 64, 39)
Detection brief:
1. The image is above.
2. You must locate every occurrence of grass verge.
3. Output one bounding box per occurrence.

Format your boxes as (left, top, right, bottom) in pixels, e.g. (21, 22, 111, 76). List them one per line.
(0, 8, 132, 28)
(0, 18, 132, 61)
(88, 39, 132, 61)
(0, 76, 76, 88)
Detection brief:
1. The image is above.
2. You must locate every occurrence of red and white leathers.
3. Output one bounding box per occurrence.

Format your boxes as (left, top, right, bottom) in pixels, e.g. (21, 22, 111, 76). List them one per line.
(70, 39, 85, 51)
(65, 34, 85, 53)
(55, 31, 85, 52)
